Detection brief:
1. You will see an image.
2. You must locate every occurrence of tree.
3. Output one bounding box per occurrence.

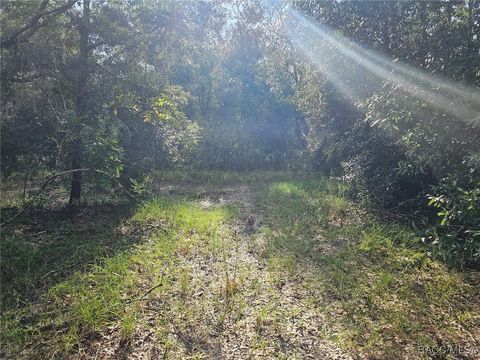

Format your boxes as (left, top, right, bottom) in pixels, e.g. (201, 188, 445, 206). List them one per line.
(0, 0, 78, 49)
(68, 0, 90, 204)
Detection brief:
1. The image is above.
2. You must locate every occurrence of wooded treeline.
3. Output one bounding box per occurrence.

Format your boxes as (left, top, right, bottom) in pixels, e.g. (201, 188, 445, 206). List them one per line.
(1, 0, 479, 267)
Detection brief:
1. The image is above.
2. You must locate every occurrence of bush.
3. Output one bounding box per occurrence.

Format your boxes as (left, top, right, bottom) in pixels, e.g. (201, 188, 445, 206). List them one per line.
(425, 178, 480, 269)
(340, 124, 432, 209)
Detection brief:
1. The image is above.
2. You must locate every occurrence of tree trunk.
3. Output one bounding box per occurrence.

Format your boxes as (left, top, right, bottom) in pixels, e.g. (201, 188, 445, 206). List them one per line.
(69, 138, 82, 203)
(69, 0, 90, 205)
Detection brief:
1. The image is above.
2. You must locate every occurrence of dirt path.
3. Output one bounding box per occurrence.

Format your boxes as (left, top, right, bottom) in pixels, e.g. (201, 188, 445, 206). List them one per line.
(206, 185, 353, 359)
(175, 185, 353, 359)
(80, 184, 355, 359)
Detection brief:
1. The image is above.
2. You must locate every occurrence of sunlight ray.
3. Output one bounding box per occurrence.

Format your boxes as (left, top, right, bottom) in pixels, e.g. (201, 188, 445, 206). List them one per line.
(285, 8, 480, 125)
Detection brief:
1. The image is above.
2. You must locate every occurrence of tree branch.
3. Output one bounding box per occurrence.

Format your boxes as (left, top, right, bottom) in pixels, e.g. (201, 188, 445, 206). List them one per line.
(1, 0, 78, 49)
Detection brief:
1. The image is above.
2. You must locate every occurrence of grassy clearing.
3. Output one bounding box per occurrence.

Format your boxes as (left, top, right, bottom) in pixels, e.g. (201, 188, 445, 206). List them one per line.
(254, 179, 480, 358)
(1, 172, 479, 359)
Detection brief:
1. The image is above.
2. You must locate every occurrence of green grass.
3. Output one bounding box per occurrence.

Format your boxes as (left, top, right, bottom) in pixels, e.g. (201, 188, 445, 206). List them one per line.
(134, 196, 229, 227)
(1, 173, 478, 359)
(153, 169, 315, 187)
(254, 179, 480, 358)
(0, 205, 134, 310)
(1, 197, 231, 358)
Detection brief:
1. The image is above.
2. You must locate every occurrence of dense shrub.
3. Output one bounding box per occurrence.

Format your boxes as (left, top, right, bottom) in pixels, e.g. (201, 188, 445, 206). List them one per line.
(425, 178, 480, 269)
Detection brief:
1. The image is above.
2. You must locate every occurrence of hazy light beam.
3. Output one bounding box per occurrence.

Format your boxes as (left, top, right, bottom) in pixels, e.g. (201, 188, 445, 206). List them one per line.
(286, 8, 480, 125)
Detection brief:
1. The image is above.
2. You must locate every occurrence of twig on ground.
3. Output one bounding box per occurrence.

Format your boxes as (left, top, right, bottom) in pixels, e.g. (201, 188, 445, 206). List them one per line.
(126, 273, 165, 304)
(139, 282, 164, 300)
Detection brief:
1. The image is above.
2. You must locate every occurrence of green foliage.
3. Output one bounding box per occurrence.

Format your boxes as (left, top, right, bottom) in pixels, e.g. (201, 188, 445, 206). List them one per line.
(84, 128, 124, 178)
(426, 179, 480, 268)
(83, 124, 124, 194)
(1, 0, 479, 284)
(145, 86, 200, 164)
(130, 174, 154, 198)
(284, 0, 480, 268)
(364, 84, 479, 180)
(2, 0, 480, 356)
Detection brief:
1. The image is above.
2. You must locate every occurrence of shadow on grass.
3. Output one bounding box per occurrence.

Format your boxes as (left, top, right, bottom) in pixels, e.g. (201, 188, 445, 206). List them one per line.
(1, 195, 235, 359)
(254, 179, 480, 358)
(1, 203, 139, 311)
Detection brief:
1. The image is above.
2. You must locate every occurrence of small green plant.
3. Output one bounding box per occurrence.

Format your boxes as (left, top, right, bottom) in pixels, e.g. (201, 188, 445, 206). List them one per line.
(130, 174, 154, 198)
(120, 307, 138, 339)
